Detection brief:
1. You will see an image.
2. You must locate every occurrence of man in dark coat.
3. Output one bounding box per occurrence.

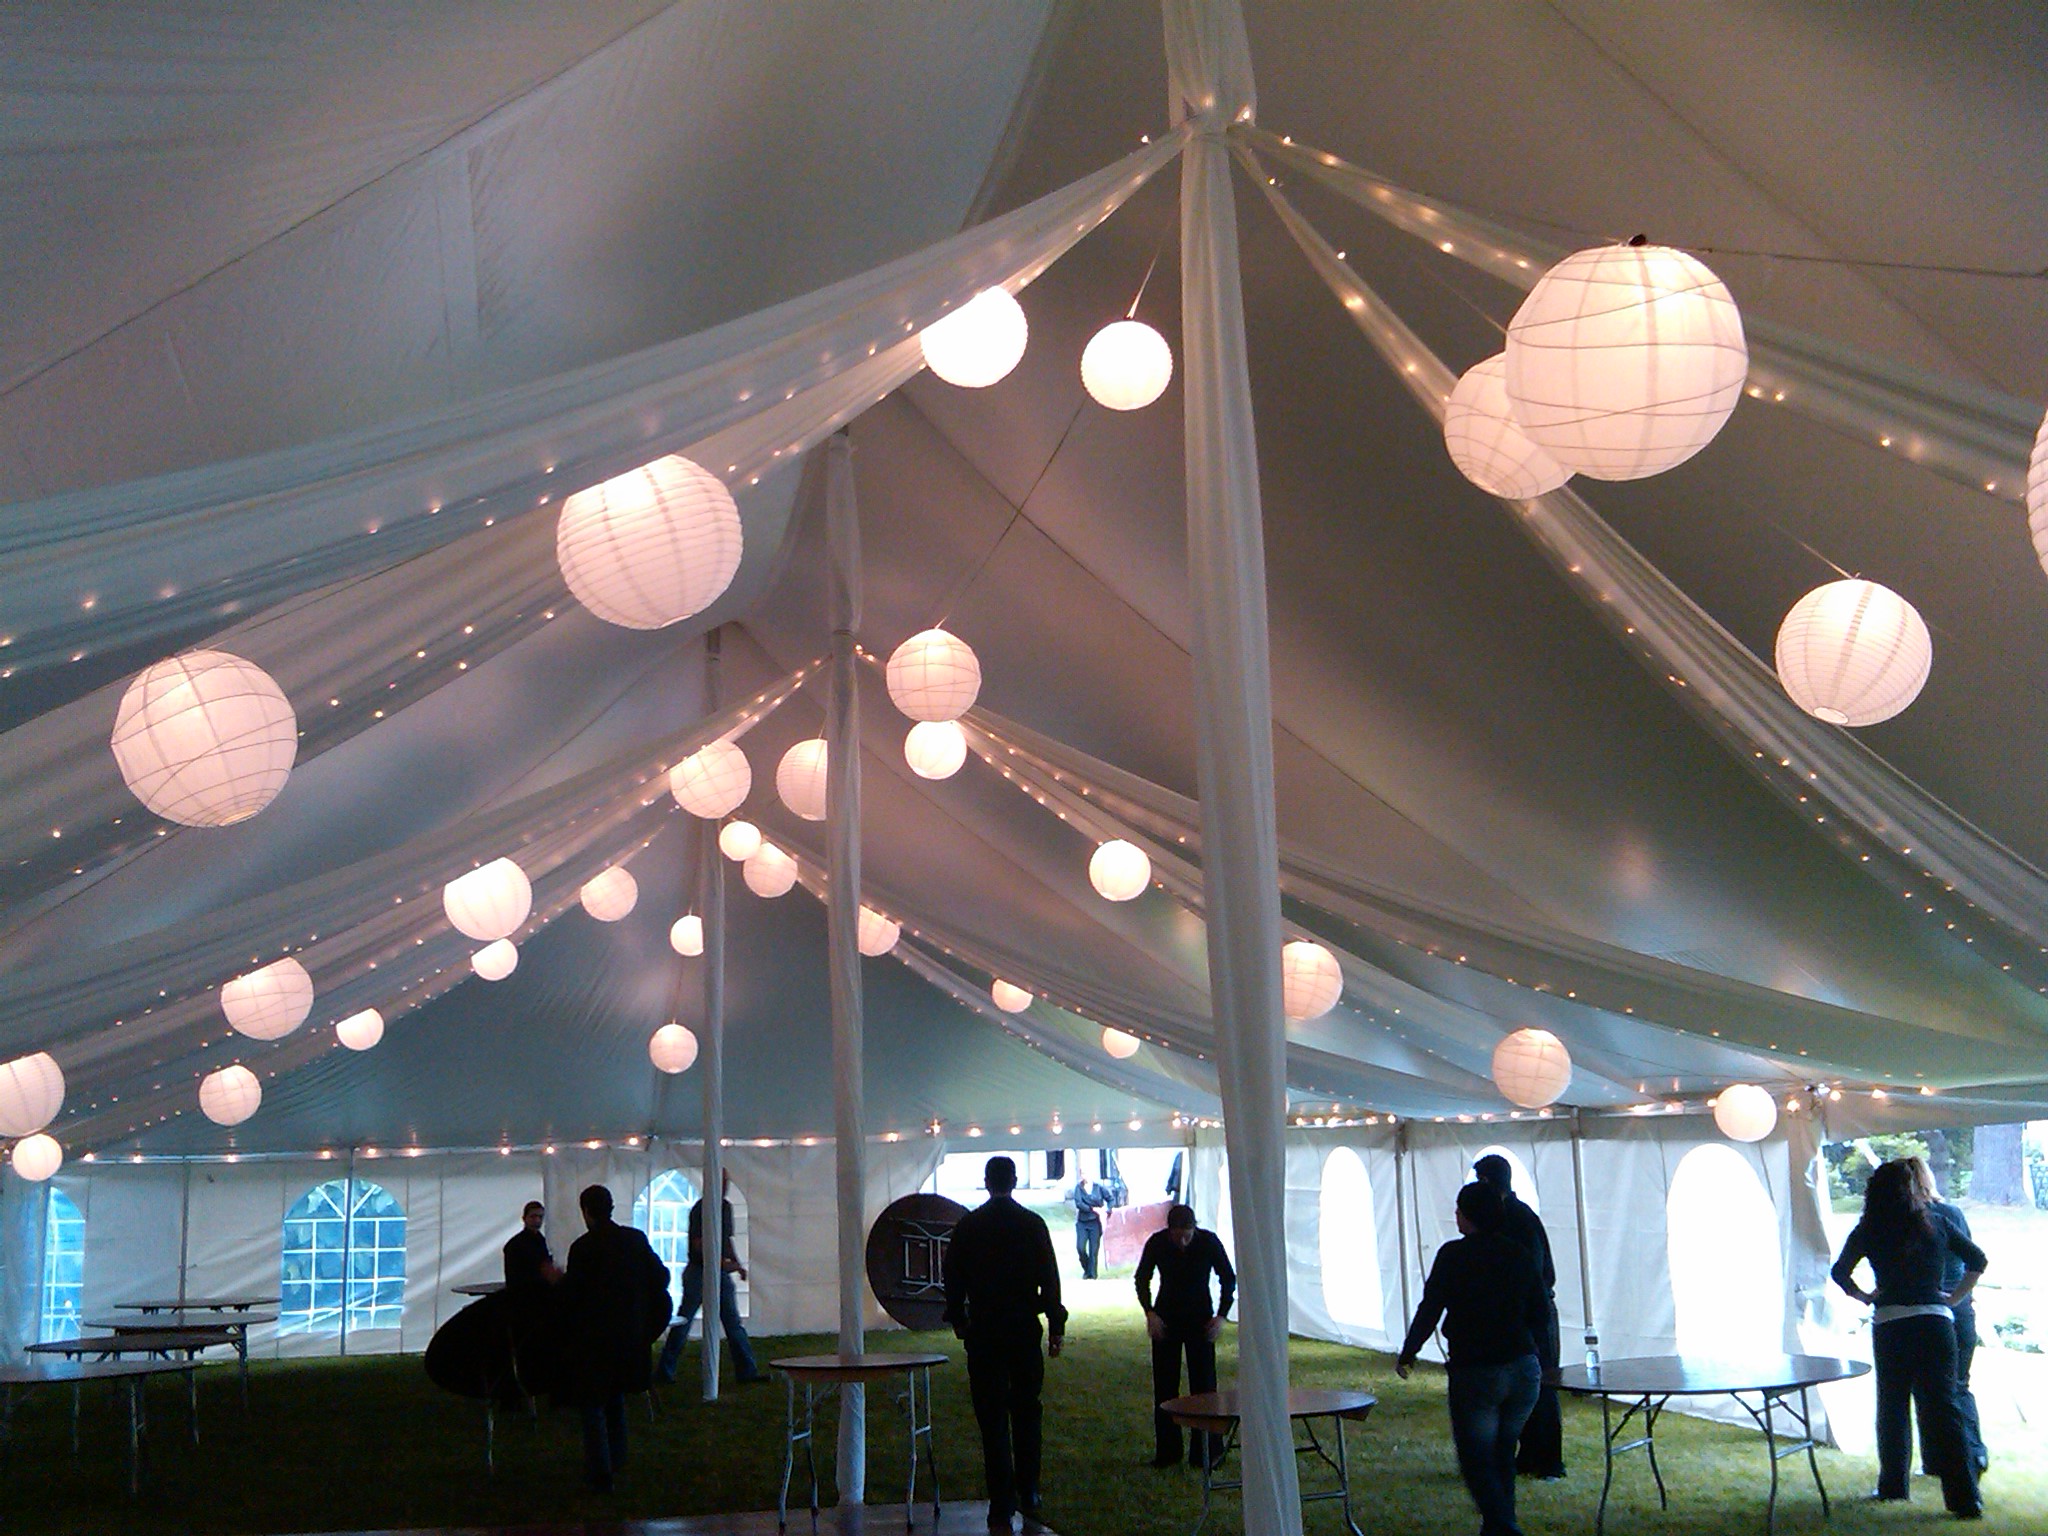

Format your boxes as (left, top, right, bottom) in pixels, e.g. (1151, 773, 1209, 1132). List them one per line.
(1135, 1203, 1235, 1468)
(1071, 1174, 1111, 1280)
(562, 1184, 672, 1491)
(1474, 1154, 1565, 1478)
(502, 1199, 562, 1395)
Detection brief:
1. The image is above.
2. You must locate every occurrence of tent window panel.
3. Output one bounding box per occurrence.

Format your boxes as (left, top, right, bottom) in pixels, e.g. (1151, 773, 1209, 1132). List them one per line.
(38, 1190, 85, 1342)
(1667, 1144, 1784, 1357)
(278, 1179, 407, 1336)
(1319, 1147, 1385, 1332)
(632, 1169, 702, 1308)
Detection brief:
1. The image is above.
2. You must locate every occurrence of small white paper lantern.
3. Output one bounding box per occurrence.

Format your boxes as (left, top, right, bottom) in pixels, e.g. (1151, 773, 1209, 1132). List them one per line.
(1081, 319, 1174, 411)
(743, 843, 798, 898)
(580, 866, 639, 922)
(471, 939, 519, 981)
(220, 957, 314, 1041)
(1491, 1028, 1573, 1108)
(335, 1008, 384, 1051)
(1443, 354, 1573, 500)
(857, 906, 901, 957)
(1102, 1027, 1141, 1059)
(1281, 940, 1343, 1022)
(1774, 579, 1931, 727)
(11, 1133, 62, 1181)
(718, 819, 763, 861)
(777, 739, 829, 821)
(2027, 404, 2048, 579)
(199, 1064, 261, 1127)
(1714, 1082, 1779, 1143)
(670, 740, 752, 818)
(991, 979, 1033, 1013)
(1089, 839, 1151, 902)
(904, 720, 968, 780)
(919, 288, 1028, 388)
(650, 1023, 699, 1074)
(443, 857, 532, 942)
(886, 630, 982, 722)
(671, 914, 705, 956)
(556, 455, 743, 629)
(110, 650, 298, 827)
(0, 1052, 65, 1138)
(1504, 243, 1747, 480)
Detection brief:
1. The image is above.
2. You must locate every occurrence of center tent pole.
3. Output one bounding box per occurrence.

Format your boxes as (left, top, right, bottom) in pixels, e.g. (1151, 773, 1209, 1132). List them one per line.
(1570, 1110, 1598, 1371)
(701, 628, 727, 1401)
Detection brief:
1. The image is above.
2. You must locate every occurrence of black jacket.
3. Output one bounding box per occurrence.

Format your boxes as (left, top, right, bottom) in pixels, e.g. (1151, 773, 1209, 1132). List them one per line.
(943, 1194, 1067, 1339)
(1832, 1212, 1986, 1310)
(1135, 1229, 1236, 1326)
(503, 1227, 553, 1291)
(1400, 1231, 1548, 1369)
(1497, 1192, 1556, 1294)
(562, 1218, 672, 1399)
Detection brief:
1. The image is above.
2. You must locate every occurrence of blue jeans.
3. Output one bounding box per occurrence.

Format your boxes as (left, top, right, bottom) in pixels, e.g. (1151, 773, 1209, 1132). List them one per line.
(1447, 1354, 1541, 1536)
(580, 1393, 626, 1489)
(655, 1263, 759, 1382)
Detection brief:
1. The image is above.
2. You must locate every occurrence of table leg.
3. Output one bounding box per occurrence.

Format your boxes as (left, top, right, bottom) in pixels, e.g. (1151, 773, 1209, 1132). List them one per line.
(126, 1378, 142, 1498)
(805, 1383, 821, 1528)
(1335, 1415, 1362, 1536)
(779, 1375, 796, 1532)
(1799, 1386, 1831, 1518)
(237, 1331, 250, 1410)
(927, 1366, 942, 1526)
(1761, 1390, 1781, 1536)
(903, 1367, 916, 1532)
(1596, 1394, 1614, 1536)
(1645, 1397, 1669, 1510)
(70, 1381, 82, 1456)
(187, 1364, 200, 1447)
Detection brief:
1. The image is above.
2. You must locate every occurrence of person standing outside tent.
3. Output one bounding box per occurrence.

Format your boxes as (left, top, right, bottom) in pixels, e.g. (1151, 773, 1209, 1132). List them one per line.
(944, 1155, 1066, 1534)
(1071, 1171, 1111, 1279)
(1908, 1156, 1989, 1478)
(1473, 1153, 1564, 1479)
(562, 1185, 672, 1493)
(1135, 1203, 1235, 1468)
(654, 1169, 766, 1386)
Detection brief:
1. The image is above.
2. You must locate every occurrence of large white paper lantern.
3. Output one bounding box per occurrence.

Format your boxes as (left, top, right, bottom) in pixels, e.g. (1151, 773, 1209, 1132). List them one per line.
(0, 1052, 64, 1138)
(110, 650, 297, 827)
(904, 720, 968, 780)
(886, 630, 981, 722)
(670, 740, 752, 818)
(471, 939, 519, 981)
(556, 455, 743, 629)
(671, 914, 705, 956)
(1281, 940, 1343, 1022)
(11, 1133, 62, 1181)
(1089, 839, 1151, 902)
(718, 819, 763, 862)
(220, 957, 314, 1042)
(580, 866, 639, 922)
(1714, 1083, 1779, 1143)
(2027, 405, 2048, 579)
(991, 979, 1033, 1013)
(1491, 1028, 1573, 1108)
(443, 857, 532, 942)
(1081, 319, 1174, 411)
(1774, 579, 1931, 727)
(1102, 1027, 1141, 1059)
(335, 1008, 384, 1051)
(743, 843, 798, 898)
(650, 1023, 699, 1074)
(777, 739, 829, 821)
(199, 1064, 261, 1127)
(919, 288, 1027, 388)
(1443, 354, 1573, 500)
(1504, 244, 1747, 480)
(857, 906, 901, 957)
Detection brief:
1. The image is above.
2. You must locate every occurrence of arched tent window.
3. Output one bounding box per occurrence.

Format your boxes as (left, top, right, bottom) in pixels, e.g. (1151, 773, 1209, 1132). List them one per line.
(280, 1179, 407, 1335)
(633, 1169, 702, 1305)
(1667, 1144, 1784, 1357)
(1319, 1147, 1384, 1332)
(38, 1190, 84, 1342)
(1473, 1145, 1538, 1213)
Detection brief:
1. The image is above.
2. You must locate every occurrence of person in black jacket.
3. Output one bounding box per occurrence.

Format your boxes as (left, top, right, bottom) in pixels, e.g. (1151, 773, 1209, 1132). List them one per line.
(562, 1184, 672, 1492)
(1473, 1154, 1564, 1479)
(1397, 1182, 1548, 1536)
(1071, 1174, 1111, 1280)
(1134, 1203, 1235, 1469)
(503, 1200, 560, 1289)
(943, 1156, 1066, 1534)
(1909, 1156, 1988, 1477)
(502, 1200, 562, 1395)
(654, 1171, 764, 1386)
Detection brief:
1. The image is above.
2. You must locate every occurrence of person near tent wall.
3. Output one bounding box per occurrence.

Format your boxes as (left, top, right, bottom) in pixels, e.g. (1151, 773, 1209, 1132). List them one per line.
(1135, 1203, 1235, 1469)
(562, 1185, 673, 1493)
(1071, 1172, 1111, 1280)
(653, 1169, 765, 1386)
(503, 1199, 563, 1394)
(1473, 1154, 1565, 1479)
(1907, 1156, 1988, 1477)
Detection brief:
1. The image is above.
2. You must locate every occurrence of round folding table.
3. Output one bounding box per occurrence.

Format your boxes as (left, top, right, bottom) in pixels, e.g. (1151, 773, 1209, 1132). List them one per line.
(770, 1351, 948, 1532)
(1160, 1386, 1377, 1536)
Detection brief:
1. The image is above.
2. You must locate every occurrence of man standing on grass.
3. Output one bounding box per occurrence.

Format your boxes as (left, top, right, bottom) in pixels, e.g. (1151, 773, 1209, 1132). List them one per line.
(1072, 1170, 1111, 1279)
(1135, 1203, 1235, 1469)
(1473, 1154, 1565, 1480)
(562, 1184, 671, 1492)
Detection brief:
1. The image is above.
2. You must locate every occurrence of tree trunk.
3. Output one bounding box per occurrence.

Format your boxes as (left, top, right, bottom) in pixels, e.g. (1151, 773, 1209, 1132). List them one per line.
(1970, 1123, 2027, 1206)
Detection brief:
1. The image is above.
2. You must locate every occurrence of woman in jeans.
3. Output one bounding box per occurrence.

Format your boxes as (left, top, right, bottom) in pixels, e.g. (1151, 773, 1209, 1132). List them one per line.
(1397, 1181, 1549, 1536)
(1831, 1158, 1986, 1518)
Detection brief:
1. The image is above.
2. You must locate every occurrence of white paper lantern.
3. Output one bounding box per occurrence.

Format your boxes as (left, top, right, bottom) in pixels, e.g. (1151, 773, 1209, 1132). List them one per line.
(443, 857, 532, 942)
(1102, 1027, 1141, 1059)
(652, 1023, 700, 1074)
(110, 650, 298, 827)
(11, 1133, 62, 1181)
(199, 1064, 261, 1127)
(1281, 940, 1343, 1022)
(1443, 354, 1573, 500)
(1714, 1082, 1779, 1143)
(556, 455, 743, 629)
(1491, 1028, 1573, 1108)
(919, 288, 1027, 388)
(904, 720, 968, 780)
(671, 914, 705, 956)
(2027, 405, 2048, 579)
(777, 739, 829, 821)
(1504, 244, 1747, 480)
(0, 1052, 64, 1138)
(718, 819, 763, 861)
(1089, 839, 1151, 902)
(991, 979, 1033, 1013)
(580, 865, 639, 922)
(857, 906, 901, 957)
(885, 630, 982, 722)
(471, 939, 519, 981)
(1081, 319, 1173, 411)
(1774, 579, 1931, 727)
(670, 740, 752, 818)
(743, 843, 798, 898)
(220, 957, 314, 1042)
(335, 1008, 385, 1052)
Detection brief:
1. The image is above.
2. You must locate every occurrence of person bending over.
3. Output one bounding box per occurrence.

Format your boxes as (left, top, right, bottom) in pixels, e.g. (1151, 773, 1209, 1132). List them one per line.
(1134, 1203, 1235, 1469)
(561, 1184, 672, 1492)
(655, 1170, 764, 1386)
(1472, 1154, 1564, 1479)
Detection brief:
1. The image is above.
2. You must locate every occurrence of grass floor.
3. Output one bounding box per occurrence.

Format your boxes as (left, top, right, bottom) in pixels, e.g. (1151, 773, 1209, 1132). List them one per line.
(14, 1307, 2047, 1535)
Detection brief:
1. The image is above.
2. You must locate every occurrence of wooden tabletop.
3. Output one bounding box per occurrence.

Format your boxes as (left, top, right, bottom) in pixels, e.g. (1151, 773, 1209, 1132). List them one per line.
(1554, 1355, 1871, 1398)
(771, 1352, 950, 1383)
(30, 1331, 237, 1358)
(88, 1312, 272, 1332)
(452, 1281, 506, 1296)
(116, 1296, 277, 1312)
(0, 1358, 212, 1387)
(1161, 1387, 1378, 1433)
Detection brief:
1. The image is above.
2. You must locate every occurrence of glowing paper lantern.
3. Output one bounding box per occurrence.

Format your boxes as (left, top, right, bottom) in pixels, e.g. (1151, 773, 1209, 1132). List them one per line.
(904, 720, 968, 780)
(743, 843, 798, 898)
(857, 906, 901, 957)
(199, 1064, 261, 1127)
(0, 1052, 64, 1138)
(1089, 840, 1151, 902)
(1714, 1083, 1779, 1143)
(580, 866, 639, 922)
(777, 739, 829, 821)
(110, 650, 298, 827)
(220, 957, 314, 1041)
(1281, 940, 1342, 1022)
(1504, 244, 1747, 480)
(1081, 319, 1174, 411)
(1443, 354, 1572, 500)
(885, 630, 982, 722)
(670, 740, 752, 818)
(1491, 1028, 1573, 1109)
(1102, 1027, 1141, 1059)
(11, 1133, 61, 1181)
(919, 288, 1027, 388)
(2028, 405, 2048, 578)
(718, 819, 763, 861)
(650, 1023, 699, 1074)
(335, 1009, 385, 1051)
(556, 455, 743, 629)
(443, 858, 532, 942)
(1774, 579, 1931, 727)
(471, 939, 519, 981)
(671, 914, 705, 956)
(991, 979, 1033, 1013)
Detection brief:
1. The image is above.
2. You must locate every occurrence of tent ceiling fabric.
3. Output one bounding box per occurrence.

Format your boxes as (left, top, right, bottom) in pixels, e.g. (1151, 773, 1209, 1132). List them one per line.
(4, 3, 2048, 1157)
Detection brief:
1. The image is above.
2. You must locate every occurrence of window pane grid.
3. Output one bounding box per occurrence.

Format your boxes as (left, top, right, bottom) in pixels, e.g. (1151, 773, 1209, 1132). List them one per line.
(38, 1191, 85, 1343)
(279, 1179, 407, 1336)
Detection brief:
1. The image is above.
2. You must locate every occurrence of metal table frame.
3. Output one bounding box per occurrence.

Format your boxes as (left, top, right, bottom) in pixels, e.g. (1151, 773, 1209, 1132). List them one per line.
(771, 1353, 945, 1533)
(1162, 1389, 1377, 1536)
(0, 1360, 205, 1497)
(82, 1314, 267, 1409)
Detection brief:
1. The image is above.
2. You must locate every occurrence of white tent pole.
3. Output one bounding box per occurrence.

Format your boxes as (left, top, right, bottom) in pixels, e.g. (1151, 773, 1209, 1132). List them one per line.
(824, 430, 867, 1499)
(701, 628, 726, 1402)
(1570, 1111, 1597, 1369)
(1392, 1124, 1411, 1331)
(177, 1157, 192, 1307)
(339, 1147, 356, 1359)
